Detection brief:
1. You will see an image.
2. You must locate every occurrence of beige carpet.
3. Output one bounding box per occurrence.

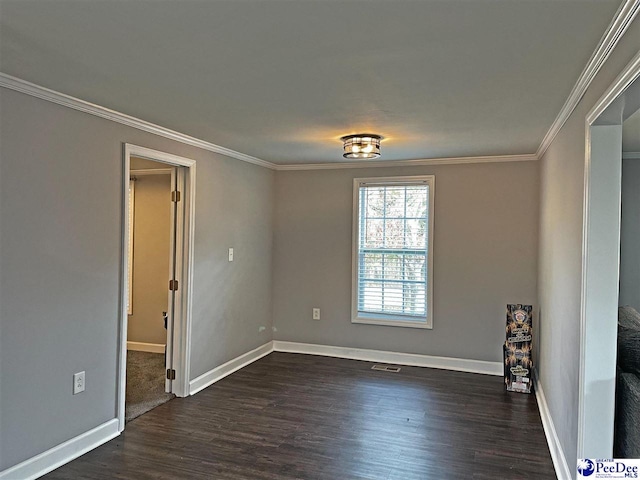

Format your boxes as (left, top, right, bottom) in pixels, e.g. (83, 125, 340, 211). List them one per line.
(125, 351, 175, 422)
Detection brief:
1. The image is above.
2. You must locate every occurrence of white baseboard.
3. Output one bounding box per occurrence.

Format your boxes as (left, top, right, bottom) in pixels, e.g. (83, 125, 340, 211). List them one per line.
(188, 339, 502, 398)
(189, 342, 274, 395)
(534, 370, 571, 480)
(272, 341, 503, 376)
(127, 341, 165, 354)
(0, 348, 557, 480)
(0, 419, 119, 480)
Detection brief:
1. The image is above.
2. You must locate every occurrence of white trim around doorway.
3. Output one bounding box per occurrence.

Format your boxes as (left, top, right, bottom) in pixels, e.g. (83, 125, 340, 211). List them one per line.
(578, 51, 640, 459)
(119, 144, 197, 432)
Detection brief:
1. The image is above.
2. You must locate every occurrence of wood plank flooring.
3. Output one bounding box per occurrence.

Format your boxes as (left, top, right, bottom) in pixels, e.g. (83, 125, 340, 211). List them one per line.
(44, 352, 556, 479)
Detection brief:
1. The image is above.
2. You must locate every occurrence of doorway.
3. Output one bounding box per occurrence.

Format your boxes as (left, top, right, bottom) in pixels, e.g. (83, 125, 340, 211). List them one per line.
(615, 105, 640, 458)
(118, 144, 196, 431)
(579, 52, 640, 458)
(126, 160, 174, 421)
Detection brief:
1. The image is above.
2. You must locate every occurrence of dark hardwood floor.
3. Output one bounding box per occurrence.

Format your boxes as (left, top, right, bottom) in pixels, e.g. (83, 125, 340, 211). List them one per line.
(44, 352, 555, 479)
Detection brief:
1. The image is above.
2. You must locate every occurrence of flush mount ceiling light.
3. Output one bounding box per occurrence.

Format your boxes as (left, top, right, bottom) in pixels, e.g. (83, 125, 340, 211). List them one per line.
(341, 134, 382, 159)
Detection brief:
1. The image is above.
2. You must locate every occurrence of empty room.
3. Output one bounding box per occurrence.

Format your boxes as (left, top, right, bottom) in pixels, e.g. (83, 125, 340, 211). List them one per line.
(1, 1, 639, 479)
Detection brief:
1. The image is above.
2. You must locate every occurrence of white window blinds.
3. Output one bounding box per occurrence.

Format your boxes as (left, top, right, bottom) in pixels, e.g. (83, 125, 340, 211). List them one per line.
(353, 177, 434, 326)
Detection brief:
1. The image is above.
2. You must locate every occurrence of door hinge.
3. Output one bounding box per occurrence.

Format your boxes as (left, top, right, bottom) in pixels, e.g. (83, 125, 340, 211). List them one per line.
(169, 279, 179, 291)
(166, 369, 176, 380)
(171, 190, 181, 202)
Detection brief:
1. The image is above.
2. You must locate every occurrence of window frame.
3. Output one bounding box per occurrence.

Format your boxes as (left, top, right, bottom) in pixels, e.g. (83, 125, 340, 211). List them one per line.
(351, 175, 435, 329)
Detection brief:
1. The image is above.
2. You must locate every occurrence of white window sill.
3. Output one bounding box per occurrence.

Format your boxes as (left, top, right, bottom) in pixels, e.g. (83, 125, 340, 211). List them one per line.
(352, 314, 432, 329)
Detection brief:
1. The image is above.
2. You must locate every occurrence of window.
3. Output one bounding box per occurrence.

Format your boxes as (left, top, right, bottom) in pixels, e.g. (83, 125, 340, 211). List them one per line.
(352, 176, 434, 328)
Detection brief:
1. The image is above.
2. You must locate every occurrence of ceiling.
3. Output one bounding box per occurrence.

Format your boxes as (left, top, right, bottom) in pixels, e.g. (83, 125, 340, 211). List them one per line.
(0, 0, 623, 165)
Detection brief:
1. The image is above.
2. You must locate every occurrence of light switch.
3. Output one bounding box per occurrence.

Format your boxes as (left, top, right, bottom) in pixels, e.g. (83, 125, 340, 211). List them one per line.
(228, 248, 234, 262)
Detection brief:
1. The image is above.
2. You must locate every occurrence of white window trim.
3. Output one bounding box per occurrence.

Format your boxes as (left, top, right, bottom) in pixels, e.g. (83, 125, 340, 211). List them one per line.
(351, 175, 435, 329)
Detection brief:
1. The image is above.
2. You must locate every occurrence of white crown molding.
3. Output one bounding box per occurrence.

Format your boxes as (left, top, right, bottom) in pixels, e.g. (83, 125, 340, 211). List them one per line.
(273, 341, 503, 376)
(623, 151, 640, 159)
(537, 0, 640, 159)
(533, 370, 571, 480)
(0, 419, 119, 480)
(2, 0, 637, 175)
(586, 50, 640, 125)
(0, 72, 278, 170)
(0, 72, 537, 171)
(274, 153, 538, 171)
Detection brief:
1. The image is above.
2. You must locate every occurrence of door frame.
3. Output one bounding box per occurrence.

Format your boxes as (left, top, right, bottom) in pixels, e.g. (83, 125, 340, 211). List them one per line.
(130, 166, 176, 393)
(578, 51, 640, 458)
(118, 143, 197, 431)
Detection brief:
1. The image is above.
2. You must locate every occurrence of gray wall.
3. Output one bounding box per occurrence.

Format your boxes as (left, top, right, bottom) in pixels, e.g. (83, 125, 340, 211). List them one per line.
(620, 159, 640, 312)
(0, 88, 274, 470)
(537, 17, 639, 474)
(272, 161, 539, 362)
(128, 173, 171, 346)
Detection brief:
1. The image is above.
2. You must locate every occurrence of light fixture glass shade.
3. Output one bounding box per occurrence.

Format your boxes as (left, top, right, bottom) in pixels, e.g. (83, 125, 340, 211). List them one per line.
(341, 134, 381, 159)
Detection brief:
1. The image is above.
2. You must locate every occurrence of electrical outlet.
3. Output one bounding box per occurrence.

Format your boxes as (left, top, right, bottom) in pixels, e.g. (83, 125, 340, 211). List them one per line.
(228, 248, 234, 262)
(312, 308, 321, 320)
(73, 371, 85, 395)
